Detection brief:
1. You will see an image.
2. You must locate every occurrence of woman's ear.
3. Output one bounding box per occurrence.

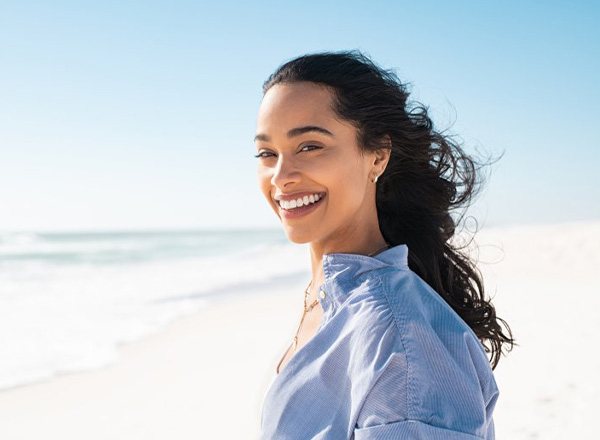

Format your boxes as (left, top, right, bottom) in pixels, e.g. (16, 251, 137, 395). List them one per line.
(373, 134, 392, 173)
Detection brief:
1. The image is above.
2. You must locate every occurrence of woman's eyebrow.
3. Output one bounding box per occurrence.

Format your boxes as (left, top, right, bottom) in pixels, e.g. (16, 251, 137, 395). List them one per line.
(254, 125, 335, 142)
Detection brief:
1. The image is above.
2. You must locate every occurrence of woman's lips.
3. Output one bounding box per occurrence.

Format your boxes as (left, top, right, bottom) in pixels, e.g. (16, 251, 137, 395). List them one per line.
(278, 193, 326, 219)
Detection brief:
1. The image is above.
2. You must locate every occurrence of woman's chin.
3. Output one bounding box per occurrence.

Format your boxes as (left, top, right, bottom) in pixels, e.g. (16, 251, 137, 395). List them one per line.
(281, 226, 316, 244)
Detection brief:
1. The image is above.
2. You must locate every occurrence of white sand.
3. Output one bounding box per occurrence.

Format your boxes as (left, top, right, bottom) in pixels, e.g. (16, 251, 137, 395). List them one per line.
(475, 220, 600, 439)
(0, 220, 598, 439)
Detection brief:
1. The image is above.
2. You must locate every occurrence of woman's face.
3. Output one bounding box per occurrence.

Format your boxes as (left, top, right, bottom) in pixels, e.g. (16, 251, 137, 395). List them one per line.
(254, 81, 379, 245)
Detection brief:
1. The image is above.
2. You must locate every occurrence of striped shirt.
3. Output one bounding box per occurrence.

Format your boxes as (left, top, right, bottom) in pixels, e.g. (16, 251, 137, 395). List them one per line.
(260, 244, 498, 439)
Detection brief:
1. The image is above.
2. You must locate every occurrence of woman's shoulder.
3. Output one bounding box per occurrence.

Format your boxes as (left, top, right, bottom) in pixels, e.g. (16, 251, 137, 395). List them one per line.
(379, 268, 492, 371)
(352, 267, 499, 437)
(377, 267, 487, 353)
(339, 267, 495, 387)
(342, 267, 479, 353)
(351, 266, 498, 397)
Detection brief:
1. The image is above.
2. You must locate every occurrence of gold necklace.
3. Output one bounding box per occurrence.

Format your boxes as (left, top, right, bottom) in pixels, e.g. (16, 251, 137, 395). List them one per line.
(276, 280, 317, 374)
(275, 242, 391, 375)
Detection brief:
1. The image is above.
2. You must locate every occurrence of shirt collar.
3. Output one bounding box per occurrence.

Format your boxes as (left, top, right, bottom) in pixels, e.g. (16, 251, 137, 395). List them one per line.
(317, 244, 409, 314)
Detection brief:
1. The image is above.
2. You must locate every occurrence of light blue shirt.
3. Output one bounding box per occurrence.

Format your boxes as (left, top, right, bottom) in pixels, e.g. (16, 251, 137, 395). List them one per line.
(260, 244, 498, 439)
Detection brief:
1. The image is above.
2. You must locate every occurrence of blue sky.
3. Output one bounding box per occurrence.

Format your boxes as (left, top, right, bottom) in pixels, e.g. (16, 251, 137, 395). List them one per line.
(0, 0, 598, 231)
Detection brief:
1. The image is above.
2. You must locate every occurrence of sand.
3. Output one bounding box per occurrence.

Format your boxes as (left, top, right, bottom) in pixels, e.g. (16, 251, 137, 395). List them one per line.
(0, 282, 302, 439)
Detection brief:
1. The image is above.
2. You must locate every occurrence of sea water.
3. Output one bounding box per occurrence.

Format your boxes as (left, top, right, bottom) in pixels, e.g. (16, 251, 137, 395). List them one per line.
(0, 229, 308, 391)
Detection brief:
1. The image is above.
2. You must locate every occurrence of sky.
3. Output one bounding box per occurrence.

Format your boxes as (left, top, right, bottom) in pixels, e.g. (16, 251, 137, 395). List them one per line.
(0, 0, 598, 231)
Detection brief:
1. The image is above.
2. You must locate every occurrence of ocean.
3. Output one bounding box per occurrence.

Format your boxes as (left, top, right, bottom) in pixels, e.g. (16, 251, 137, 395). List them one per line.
(0, 229, 309, 391)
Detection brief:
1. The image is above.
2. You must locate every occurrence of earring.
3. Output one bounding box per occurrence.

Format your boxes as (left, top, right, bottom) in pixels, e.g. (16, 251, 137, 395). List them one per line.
(372, 174, 379, 183)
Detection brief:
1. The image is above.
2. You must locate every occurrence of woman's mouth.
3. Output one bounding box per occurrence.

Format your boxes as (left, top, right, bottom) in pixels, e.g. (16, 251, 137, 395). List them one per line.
(277, 192, 326, 219)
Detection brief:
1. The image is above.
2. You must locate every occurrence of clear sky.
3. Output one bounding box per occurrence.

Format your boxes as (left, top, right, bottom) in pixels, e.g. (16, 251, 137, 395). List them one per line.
(1, 0, 598, 231)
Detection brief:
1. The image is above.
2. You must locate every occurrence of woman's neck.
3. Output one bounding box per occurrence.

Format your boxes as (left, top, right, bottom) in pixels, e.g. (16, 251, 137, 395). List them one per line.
(308, 226, 388, 291)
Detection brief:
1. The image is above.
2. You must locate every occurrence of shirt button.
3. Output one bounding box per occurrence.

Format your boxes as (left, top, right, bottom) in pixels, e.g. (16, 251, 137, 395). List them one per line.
(319, 289, 326, 299)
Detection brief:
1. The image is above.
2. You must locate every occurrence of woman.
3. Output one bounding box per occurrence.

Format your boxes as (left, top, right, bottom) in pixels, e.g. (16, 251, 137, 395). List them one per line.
(254, 50, 514, 439)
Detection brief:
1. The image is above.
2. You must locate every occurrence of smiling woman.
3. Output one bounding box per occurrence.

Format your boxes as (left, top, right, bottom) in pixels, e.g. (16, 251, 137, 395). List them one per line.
(255, 82, 388, 248)
(254, 50, 514, 440)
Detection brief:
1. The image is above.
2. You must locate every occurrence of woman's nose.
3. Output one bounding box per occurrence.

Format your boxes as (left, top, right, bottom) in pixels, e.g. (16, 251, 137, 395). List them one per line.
(271, 155, 300, 188)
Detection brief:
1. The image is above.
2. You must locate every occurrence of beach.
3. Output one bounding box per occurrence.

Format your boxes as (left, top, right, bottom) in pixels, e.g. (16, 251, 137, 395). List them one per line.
(0, 220, 598, 439)
(0, 277, 303, 439)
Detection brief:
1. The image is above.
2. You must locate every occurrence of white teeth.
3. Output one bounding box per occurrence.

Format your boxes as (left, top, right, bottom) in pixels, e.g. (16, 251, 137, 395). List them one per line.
(279, 193, 324, 210)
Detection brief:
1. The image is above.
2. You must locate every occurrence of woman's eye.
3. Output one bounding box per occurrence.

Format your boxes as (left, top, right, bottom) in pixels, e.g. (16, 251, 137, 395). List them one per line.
(254, 145, 321, 159)
(301, 145, 321, 152)
(254, 151, 275, 158)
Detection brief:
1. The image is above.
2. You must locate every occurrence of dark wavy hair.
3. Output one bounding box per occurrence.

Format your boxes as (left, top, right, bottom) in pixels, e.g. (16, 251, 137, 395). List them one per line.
(262, 49, 515, 370)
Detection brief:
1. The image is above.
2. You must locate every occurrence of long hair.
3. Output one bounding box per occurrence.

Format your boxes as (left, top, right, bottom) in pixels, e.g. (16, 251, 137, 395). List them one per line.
(262, 49, 515, 369)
